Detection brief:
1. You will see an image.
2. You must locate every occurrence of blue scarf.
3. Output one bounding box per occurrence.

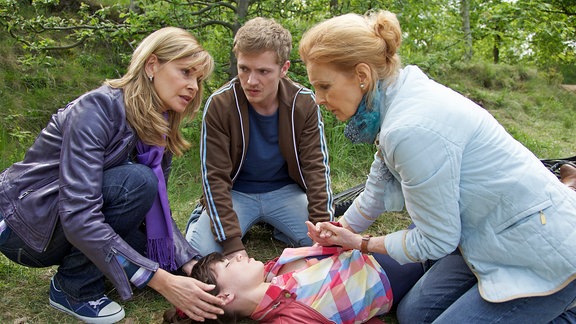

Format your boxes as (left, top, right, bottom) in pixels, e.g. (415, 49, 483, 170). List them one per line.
(136, 135, 177, 271)
(344, 81, 384, 144)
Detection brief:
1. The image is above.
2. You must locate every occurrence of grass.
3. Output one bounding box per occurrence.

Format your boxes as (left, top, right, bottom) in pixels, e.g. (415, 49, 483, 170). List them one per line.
(1, 28, 576, 324)
(2, 79, 575, 324)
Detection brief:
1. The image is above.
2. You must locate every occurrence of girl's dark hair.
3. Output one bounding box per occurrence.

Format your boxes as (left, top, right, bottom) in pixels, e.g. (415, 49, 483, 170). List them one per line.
(162, 253, 238, 324)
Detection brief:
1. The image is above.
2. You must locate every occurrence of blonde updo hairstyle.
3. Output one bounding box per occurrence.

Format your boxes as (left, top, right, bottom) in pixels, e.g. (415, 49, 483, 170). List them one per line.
(299, 10, 402, 102)
(107, 27, 214, 156)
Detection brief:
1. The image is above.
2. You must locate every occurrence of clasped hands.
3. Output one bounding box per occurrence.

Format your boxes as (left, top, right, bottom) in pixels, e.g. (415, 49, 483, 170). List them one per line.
(305, 220, 363, 251)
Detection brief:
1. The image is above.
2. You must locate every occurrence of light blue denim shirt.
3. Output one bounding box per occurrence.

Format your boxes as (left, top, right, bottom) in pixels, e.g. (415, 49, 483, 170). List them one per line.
(342, 65, 576, 302)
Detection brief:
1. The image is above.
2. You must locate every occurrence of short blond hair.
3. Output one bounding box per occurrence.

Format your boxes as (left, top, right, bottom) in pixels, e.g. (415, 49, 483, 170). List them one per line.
(299, 10, 402, 94)
(233, 17, 292, 65)
(107, 27, 214, 156)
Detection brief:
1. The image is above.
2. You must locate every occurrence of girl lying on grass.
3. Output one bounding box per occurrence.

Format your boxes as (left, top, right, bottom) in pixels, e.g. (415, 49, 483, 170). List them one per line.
(163, 223, 425, 324)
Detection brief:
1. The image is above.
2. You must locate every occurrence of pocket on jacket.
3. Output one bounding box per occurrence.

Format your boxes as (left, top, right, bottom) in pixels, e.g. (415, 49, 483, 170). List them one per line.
(16, 176, 59, 219)
(494, 198, 552, 234)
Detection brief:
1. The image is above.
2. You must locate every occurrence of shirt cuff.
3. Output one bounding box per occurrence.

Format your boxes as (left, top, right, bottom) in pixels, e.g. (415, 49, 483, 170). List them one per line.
(221, 237, 245, 256)
(116, 255, 154, 288)
(385, 230, 421, 265)
(341, 200, 378, 233)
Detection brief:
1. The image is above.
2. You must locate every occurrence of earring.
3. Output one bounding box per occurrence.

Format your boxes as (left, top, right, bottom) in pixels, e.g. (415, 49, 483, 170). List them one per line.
(148, 75, 153, 82)
(360, 83, 365, 89)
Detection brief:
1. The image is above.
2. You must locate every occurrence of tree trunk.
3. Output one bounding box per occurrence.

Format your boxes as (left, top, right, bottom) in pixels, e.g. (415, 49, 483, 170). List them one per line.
(227, 0, 250, 78)
(460, 0, 473, 61)
(493, 33, 501, 64)
(330, 0, 338, 15)
(129, 0, 142, 14)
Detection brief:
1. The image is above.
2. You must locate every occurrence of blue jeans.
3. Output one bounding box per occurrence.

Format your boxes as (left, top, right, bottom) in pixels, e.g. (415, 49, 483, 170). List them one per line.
(372, 253, 425, 309)
(396, 252, 576, 323)
(0, 163, 156, 301)
(185, 183, 312, 255)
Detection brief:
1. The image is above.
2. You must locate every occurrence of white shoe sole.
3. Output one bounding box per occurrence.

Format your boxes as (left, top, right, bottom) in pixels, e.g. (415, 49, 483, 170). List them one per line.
(49, 299, 126, 324)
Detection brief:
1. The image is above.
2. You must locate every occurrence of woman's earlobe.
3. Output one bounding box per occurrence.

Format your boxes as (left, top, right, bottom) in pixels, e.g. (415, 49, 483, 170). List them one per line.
(355, 63, 372, 87)
(145, 54, 158, 77)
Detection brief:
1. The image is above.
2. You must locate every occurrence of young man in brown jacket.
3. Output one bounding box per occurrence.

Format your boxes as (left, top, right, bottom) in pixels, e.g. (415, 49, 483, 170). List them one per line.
(185, 17, 334, 261)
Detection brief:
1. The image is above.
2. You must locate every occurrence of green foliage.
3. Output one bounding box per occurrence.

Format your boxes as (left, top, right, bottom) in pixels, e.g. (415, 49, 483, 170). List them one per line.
(320, 111, 375, 191)
(2, 0, 574, 85)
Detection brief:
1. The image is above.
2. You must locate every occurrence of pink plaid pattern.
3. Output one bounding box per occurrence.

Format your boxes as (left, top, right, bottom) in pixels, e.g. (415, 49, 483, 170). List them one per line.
(256, 246, 393, 324)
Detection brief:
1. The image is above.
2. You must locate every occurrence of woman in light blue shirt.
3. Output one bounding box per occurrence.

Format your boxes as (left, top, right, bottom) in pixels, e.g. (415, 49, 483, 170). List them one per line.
(300, 10, 576, 323)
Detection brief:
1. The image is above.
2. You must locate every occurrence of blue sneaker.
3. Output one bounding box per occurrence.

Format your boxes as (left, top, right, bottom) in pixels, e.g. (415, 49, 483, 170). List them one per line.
(49, 276, 125, 323)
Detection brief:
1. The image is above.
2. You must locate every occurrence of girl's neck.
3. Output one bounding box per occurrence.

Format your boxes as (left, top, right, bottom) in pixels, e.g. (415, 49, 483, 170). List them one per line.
(236, 282, 272, 317)
(239, 258, 310, 317)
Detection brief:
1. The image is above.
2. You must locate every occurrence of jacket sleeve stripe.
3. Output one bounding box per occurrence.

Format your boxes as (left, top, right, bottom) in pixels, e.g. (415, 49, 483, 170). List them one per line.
(311, 91, 335, 220)
(297, 88, 335, 220)
(200, 84, 235, 241)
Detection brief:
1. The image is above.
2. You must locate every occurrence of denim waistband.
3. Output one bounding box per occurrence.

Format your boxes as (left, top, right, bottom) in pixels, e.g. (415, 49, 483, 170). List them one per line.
(0, 211, 11, 245)
(0, 210, 5, 234)
(0, 219, 6, 237)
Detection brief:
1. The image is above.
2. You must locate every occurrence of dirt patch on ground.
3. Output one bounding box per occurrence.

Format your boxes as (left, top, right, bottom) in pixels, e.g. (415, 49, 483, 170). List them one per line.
(561, 84, 576, 92)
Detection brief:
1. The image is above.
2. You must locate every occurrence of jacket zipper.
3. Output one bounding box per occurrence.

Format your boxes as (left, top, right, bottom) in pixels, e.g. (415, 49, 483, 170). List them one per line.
(106, 247, 156, 274)
(106, 247, 142, 297)
(43, 224, 57, 252)
(17, 176, 58, 199)
(254, 299, 333, 323)
(254, 302, 281, 321)
(104, 137, 136, 170)
(15, 175, 59, 251)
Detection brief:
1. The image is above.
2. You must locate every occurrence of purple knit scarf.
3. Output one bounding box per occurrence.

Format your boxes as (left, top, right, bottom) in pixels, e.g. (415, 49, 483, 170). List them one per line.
(136, 139, 177, 271)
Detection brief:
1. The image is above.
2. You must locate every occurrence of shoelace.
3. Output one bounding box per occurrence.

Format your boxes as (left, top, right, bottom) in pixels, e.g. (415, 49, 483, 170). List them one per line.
(88, 297, 107, 308)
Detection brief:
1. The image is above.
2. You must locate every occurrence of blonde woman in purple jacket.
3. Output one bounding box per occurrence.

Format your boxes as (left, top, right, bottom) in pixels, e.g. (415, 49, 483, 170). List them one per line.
(0, 27, 224, 323)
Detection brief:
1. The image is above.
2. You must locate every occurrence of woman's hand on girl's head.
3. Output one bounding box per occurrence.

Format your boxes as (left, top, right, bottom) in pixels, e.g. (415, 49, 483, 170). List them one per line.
(148, 269, 225, 322)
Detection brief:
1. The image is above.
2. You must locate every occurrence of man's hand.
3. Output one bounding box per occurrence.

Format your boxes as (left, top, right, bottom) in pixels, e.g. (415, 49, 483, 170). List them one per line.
(225, 249, 249, 260)
(181, 259, 197, 276)
(148, 269, 224, 321)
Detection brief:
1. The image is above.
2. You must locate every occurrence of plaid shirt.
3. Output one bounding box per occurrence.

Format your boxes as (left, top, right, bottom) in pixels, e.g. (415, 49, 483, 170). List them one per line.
(253, 246, 393, 324)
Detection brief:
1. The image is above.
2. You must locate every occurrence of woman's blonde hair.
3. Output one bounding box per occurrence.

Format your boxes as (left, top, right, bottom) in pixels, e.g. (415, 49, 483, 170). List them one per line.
(107, 27, 214, 156)
(299, 10, 402, 96)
